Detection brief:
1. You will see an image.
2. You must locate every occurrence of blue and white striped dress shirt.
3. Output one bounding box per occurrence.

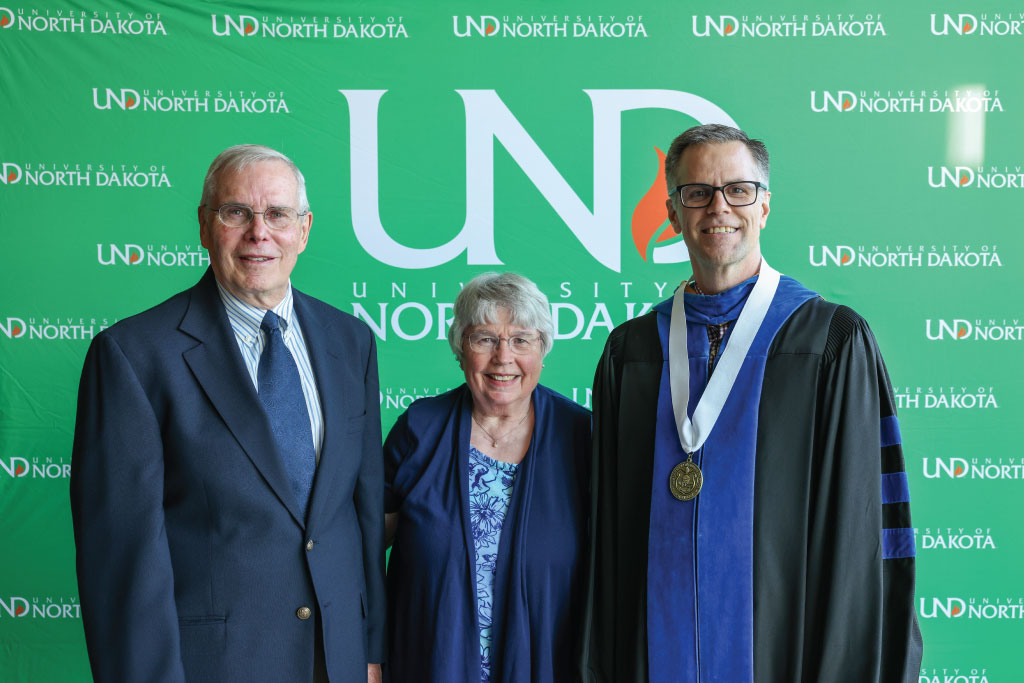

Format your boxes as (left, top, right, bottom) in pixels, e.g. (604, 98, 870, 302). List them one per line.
(215, 281, 325, 461)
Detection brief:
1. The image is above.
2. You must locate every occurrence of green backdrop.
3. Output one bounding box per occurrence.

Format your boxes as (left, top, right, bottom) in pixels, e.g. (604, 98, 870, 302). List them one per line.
(1, 2, 1019, 681)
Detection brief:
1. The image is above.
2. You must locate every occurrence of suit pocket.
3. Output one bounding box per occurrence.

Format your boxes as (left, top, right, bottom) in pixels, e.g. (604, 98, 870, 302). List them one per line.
(179, 616, 226, 682)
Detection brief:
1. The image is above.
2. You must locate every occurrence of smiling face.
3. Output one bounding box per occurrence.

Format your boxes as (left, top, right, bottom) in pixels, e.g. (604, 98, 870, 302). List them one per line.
(666, 141, 770, 291)
(199, 160, 312, 309)
(461, 308, 543, 418)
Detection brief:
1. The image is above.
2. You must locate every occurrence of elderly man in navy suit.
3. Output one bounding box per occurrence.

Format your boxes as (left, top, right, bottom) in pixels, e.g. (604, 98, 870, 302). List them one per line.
(71, 144, 385, 682)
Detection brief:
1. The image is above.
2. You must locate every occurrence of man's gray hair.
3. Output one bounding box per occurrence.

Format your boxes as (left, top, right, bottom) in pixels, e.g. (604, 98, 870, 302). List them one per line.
(200, 144, 309, 213)
(448, 272, 554, 362)
(664, 124, 770, 192)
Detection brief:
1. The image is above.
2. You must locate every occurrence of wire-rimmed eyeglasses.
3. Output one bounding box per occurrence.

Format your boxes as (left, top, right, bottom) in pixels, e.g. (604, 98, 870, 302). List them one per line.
(464, 332, 539, 355)
(203, 203, 307, 230)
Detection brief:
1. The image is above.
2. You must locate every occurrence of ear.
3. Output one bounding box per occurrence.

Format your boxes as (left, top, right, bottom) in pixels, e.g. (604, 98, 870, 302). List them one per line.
(666, 197, 682, 234)
(198, 205, 212, 248)
(296, 211, 313, 254)
(758, 191, 771, 230)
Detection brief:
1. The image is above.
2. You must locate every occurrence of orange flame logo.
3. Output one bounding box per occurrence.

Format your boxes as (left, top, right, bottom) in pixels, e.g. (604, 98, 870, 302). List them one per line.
(245, 21, 255, 34)
(0, 14, 10, 27)
(631, 147, 677, 261)
(962, 21, 973, 33)
(951, 604, 962, 616)
(842, 98, 853, 111)
(724, 22, 736, 34)
(957, 326, 968, 338)
(15, 604, 25, 616)
(130, 252, 141, 263)
(126, 95, 137, 108)
(15, 463, 25, 475)
(959, 174, 969, 186)
(12, 324, 22, 336)
(485, 20, 497, 34)
(840, 253, 851, 264)
(7, 171, 16, 183)
(954, 465, 964, 476)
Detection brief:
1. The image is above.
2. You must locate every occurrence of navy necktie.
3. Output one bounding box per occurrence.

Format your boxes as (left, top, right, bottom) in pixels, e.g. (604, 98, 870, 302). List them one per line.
(258, 310, 316, 520)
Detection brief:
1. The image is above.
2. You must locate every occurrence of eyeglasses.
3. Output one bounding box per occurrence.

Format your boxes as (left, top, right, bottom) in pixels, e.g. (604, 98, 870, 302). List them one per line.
(204, 203, 307, 230)
(465, 332, 539, 355)
(672, 181, 768, 208)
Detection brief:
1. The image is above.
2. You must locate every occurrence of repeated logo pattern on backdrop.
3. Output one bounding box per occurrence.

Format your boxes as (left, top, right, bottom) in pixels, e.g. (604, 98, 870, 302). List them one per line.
(0, 161, 171, 187)
(210, 14, 408, 39)
(691, 12, 887, 37)
(0, 6, 167, 34)
(1, 2, 1020, 680)
(930, 12, 1024, 36)
(452, 14, 648, 38)
(91, 88, 290, 113)
(809, 88, 1003, 113)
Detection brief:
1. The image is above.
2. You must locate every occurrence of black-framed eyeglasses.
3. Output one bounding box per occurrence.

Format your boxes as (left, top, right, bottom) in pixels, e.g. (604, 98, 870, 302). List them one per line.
(671, 181, 768, 208)
(203, 203, 307, 230)
(464, 332, 539, 355)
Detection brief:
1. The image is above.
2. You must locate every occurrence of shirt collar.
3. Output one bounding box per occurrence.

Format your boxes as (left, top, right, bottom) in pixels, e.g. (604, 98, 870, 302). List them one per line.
(215, 280, 295, 344)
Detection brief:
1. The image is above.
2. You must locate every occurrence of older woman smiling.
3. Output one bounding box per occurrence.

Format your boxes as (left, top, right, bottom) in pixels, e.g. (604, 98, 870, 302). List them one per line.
(383, 272, 591, 683)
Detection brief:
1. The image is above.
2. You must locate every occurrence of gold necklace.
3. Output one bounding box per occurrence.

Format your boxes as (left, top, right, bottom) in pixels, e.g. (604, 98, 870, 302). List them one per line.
(472, 406, 532, 448)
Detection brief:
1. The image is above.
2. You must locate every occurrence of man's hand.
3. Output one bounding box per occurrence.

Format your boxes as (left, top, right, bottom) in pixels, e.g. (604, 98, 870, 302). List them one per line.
(368, 663, 382, 683)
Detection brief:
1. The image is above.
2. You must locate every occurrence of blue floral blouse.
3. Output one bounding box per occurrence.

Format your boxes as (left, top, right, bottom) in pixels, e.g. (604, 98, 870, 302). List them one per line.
(468, 445, 519, 683)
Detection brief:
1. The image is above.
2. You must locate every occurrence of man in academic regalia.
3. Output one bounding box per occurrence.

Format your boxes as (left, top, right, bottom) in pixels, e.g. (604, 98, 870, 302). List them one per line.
(581, 124, 922, 682)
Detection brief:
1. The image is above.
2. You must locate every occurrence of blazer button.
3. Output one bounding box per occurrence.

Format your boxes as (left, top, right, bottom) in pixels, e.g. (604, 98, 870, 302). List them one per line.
(296, 606, 312, 620)
(306, 539, 314, 551)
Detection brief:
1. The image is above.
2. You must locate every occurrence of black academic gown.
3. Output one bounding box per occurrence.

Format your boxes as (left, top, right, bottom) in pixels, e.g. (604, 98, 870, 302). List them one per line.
(581, 296, 923, 683)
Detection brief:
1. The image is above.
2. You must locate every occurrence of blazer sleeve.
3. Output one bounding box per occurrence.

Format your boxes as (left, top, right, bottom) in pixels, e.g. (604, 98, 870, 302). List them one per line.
(354, 331, 387, 663)
(70, 331, 187, 683)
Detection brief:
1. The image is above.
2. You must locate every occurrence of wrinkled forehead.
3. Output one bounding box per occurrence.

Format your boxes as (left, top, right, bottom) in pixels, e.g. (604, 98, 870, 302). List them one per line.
(215, 160, 299, 204)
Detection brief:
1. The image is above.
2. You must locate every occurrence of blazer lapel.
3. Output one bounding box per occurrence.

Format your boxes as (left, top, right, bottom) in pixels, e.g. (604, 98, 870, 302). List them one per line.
(179, 270, 306, 527)
(293, 292, 346, 530)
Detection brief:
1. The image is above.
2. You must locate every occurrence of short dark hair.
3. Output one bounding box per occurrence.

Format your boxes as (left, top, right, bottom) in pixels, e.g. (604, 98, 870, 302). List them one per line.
(664, 124, 770, 192)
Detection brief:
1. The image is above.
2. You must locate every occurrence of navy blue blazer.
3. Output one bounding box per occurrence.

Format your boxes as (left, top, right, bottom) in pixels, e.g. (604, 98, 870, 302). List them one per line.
(71, 269, 386, 682)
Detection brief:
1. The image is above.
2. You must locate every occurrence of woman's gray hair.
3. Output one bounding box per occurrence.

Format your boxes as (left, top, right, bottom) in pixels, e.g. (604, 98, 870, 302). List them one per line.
(200, 144, 309, 212)
(447, 272, 554, 362)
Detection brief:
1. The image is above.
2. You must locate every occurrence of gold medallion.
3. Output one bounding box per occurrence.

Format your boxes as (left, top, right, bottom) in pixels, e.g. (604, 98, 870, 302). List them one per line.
(669, 460, 703, 501)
